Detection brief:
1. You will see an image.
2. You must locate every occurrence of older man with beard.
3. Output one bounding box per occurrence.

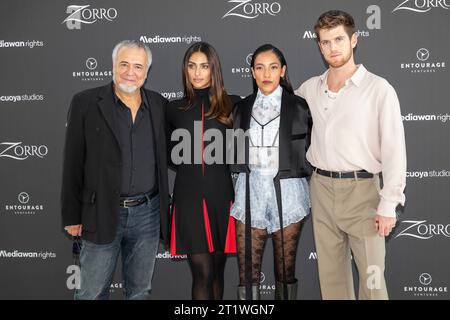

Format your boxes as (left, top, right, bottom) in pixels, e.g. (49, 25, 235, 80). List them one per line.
(61, 40, 169, 299)
(296, 10, 406, 300)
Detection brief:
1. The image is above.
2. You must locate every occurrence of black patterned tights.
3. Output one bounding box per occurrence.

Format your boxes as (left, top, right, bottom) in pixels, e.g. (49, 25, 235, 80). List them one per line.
(236, 220, 302, 285)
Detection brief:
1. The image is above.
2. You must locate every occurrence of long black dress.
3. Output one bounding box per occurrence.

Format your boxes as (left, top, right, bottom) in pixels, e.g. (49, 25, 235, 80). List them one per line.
(166, 87, 238, 255)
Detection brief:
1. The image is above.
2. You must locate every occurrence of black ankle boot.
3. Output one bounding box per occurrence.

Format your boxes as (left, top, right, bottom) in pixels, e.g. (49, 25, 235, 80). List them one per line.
(275, 279, 298, 300)
(237, 285, 260, 300)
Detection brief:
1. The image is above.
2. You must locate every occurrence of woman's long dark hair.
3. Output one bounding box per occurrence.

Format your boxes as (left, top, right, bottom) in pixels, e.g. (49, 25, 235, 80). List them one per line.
(182, 42, 233, 127)
(250, 44, 294, 94)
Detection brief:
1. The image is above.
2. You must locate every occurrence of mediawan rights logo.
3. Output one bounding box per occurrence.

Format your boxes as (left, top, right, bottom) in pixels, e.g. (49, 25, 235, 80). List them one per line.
(402, 113, 450, 123)
(0, 40, 44, 49)
(393, 0, 450, 13)
(222, 0, 281, 19)
(231, 53, 253, 78)
(302, 5, 380, 39)
(156, 250, 187, 259)
(62, 5, 118, 30)
(3, 192, 44, 215)
(308, 251, 318, 260)
(139, 35, 202, 45)
(400, 48, 446, 73)
(302, 29, 372, 40)
(72, 57, 112, 82)
(0, 142, 48, 160)
(0, 93, 44, 103)
(395, 220, 450, 239)
(404, 273, 448, 297)
(309, 250, 353, 261)
(0, 250, 56, 260)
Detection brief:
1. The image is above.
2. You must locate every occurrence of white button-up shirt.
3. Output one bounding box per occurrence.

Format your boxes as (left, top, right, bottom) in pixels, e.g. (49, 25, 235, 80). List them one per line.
(296, 65, 406, 217)
(249, 86, 282, 175)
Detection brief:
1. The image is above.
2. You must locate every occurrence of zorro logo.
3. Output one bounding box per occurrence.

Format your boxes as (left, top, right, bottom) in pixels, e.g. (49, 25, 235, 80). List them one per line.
(392, 0, 450, 13)
(222, 0, 281, 19)
(0, 142, 48, 160)
(62, 5, 118, 30)
(395, 220, 450, 239)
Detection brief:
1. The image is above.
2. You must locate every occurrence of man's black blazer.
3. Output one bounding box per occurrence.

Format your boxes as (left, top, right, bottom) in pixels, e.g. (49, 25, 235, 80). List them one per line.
(61, 82, 170, 246)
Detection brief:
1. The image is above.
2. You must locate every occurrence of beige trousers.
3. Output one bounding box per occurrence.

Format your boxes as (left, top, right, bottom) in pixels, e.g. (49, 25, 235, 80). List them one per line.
(310, 172, 388, 300)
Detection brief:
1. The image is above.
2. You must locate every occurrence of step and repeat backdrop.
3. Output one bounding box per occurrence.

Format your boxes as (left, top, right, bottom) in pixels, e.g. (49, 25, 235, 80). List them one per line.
(1, 0, 449, 300)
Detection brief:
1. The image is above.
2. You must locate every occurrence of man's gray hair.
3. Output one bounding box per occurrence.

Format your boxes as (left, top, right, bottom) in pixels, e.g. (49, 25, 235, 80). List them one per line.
(112, 40, 152, 70)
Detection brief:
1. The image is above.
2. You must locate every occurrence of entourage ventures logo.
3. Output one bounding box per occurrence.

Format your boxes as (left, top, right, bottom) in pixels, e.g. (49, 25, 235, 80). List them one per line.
(259, 272, 275, 296)
(222, 0, 281, 19)
(400, 48, 446, 73)
(395, 220, 450, 239)
(0, 142, 48, 160)
(393, 0, 450, 13)
(72, 57, 112, 81)
(231, 53, 253, 78)
(404, 273, 448, 297)
(3, 192, 44, 215)
(63, 5, 118, 30)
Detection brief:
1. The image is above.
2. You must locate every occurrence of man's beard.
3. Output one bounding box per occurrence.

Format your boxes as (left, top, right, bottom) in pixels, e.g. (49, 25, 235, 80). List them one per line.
(116, 82, 139, 94)
(325, 49, 352, 68)
(113, 76, 140, 94)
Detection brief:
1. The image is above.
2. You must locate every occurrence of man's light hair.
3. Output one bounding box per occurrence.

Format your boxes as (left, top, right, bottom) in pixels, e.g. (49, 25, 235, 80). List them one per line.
(112, 40, 152, 71)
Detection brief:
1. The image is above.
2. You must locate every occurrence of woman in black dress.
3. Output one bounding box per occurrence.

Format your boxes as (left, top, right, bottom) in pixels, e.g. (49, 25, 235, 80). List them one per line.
(166, 42, 238, 300)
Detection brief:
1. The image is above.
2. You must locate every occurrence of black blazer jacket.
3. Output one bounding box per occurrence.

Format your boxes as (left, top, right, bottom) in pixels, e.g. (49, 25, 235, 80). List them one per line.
(61, 82, 170, 246)
(231, 88, 312, 178)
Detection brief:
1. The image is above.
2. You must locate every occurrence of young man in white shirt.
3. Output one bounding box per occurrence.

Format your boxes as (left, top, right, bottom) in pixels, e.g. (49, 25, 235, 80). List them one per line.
(296, 10, 406, 300)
